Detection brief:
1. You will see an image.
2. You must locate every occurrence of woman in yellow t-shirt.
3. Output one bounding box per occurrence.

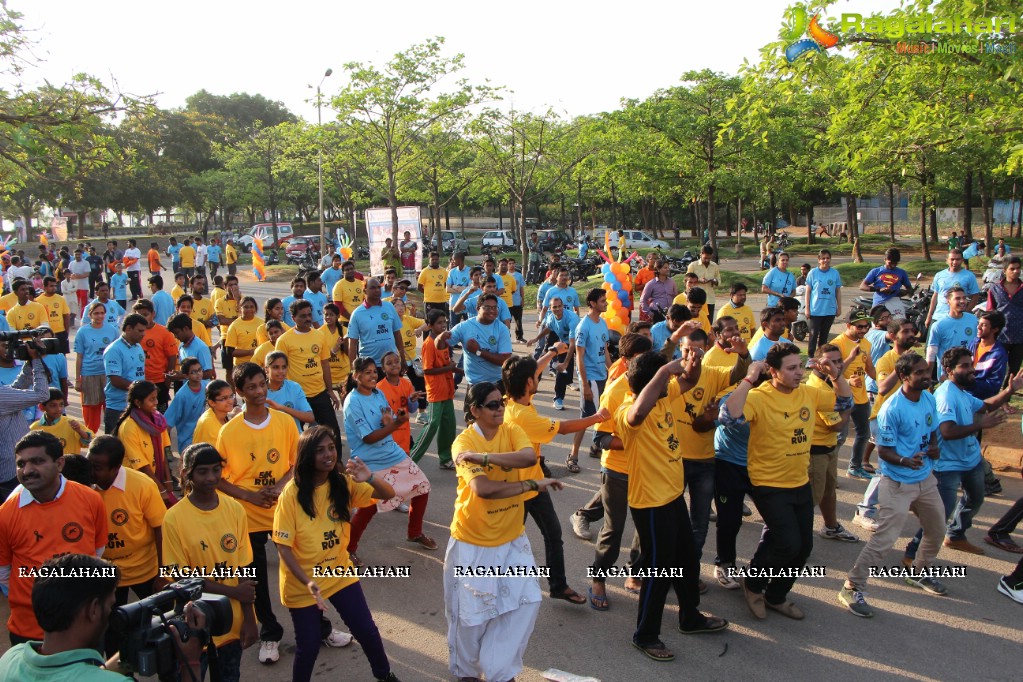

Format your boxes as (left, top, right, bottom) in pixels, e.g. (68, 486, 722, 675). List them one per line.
(445, 382, 563, 682)
(256, 297, 292, 344)
(192, 380, 238, 447)
(273, 426, 397, 682)
(227, 296, 263, 365)
(113, 381, 175, 507)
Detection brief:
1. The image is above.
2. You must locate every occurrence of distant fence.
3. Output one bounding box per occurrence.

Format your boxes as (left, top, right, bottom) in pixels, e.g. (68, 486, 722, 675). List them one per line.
(814, 205, 1018, 228)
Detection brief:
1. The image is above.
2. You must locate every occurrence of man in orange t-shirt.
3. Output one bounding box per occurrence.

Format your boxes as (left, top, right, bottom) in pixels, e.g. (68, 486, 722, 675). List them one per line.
(0, 431, 108, 642)
(633, 256, 660, 320)
(133, 300, 179, 412)
(147, 241, 165, 276)
(409, 309, 458, 468)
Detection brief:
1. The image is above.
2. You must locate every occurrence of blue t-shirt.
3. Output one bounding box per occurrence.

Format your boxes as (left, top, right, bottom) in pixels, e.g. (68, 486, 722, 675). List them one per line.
(579, 242, 588, 259)
(511, 272, 526, 307)
(74, 323, 119, 376)
(933, 380, 983, 472)
(42, 353, 68, 391)
(864, 327, 891, 394)
(281, 295, 301, 326)
(342, 388, 408, 468)
(151, 290, 175, 326)
(103, 337, 146, 411)
(537, 281, 555, 308)
(165, 381, 209, 452)
(931, 268, 980, 321)
(0, 315, 9, 333)
(321, 267, 344, 300)
(206, 245, 222, 263)
(448, 317, 512, 384)
(575, 315, 609, 382)
(110, 273, 128, 301)
(714, 392, 749, 467)
(0, 364, 36, 423)
(805, 267, 842, 316)
(179, 335, 213, 372)
(85, 298, 125, 327)
(167, 243, 182, 263)
(863, 266, 912, 305)
(650, 320, 680, 359)
(268, 379, 312, 430)
(762, 268, 796, 307)
(445, 266, 472, 308)
(464, 295, 511, 323)
(927, 313, 978, 365)
(542, 286, 581, 311)
(750, 334, 783, 361)
(876, 389, 938, 484)
(304, 290, 328, 326)
(541, 309, 580, 344)
(346, 301, 402, 363)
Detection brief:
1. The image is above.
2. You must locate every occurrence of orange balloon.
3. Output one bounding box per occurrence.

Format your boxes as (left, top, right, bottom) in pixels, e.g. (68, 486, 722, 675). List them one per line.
(611, 262, 622, 274)
(619, 308, 630, 322)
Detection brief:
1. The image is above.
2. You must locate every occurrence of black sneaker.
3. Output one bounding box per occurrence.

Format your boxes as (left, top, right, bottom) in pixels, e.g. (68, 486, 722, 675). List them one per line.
(376, 674, 401, 682)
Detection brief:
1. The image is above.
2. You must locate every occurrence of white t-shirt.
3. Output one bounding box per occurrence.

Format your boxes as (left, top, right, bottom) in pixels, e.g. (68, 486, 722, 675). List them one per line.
(68, 260, 92, 291)
(195, 245, 208, 267)
(123, 247, 142, 272)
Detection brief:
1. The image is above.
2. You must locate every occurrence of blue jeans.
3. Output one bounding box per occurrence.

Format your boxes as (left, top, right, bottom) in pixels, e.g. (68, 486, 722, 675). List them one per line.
(683, 459, 715, 561)
(837, 402, 871, 469)
(905, 460, 985, 559)
(857, 474, 882, 518)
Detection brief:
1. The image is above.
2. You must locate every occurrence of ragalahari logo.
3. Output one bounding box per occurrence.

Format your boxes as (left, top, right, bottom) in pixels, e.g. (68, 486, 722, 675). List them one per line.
(782, 6, 840, 62)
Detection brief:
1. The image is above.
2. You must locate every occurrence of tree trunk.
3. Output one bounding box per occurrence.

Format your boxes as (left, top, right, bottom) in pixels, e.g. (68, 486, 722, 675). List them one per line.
(963, 170, 974, 241)
(1018, 188, 1023, 239)
(560, 196, 566, 229)
(498, 204, 503, 230)
(724, 201, 731, 239)
(919, 187, 931, 261)
(846, 194, 863, 263)
(807, 203, 815, 246)
(979, 170, 993, 256)
(610, 180, 617, 232)
(691, 200, 700, 238)
(768, 190, 777, 234)
(888, 182, 896, 242)
(707, 184, 717, 256)
(928, 173, 938, 245)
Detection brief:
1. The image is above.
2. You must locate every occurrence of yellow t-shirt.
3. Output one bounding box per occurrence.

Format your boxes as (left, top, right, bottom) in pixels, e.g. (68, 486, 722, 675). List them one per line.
(870, 348, 901, 420)
(210, 287, 227, 306)
(214, 297, 237, 338)
(252, 340, 275, 368)
(614, 382, 686, 508)
(703, 344, 739, 370)
(677, 365, 734, 460)
(170, 284, 186, 302)
(417, 266, 448, 304)
(190, 318, 212, 347)
(595, 374, 631, 474)
(216, 410, 299, 532)
(225, 244, 238, 265)
(806, 373, 843, 448)
(178, 246, 196, 268)
(192, 409, 228, 447)
(226, 317, 261, 353)
(274, 328, 330, 397)
(502, 401, 559, 500)
(0, 292, 18, 313)
(321, 325, 351, 386)
(162, 493, 252, 646)
(450, 424, 532, 546)
(272, 477, 375, 608)
(499, 273, 516, 308)
(715, 302, 756, 342)
(671, 293, 711, 334)
(29, 418, 93, 455)
(331, 278, 365, 321)
(36, 293, 70, 333)
(7, 301, 48, 330)
(399, 314, 424, 361)
(830, 333, 871, 405)
(118, 418, 172, 472)
(191, 296, 215, 328)
(95, 467, 165, 586)
(256, 320, 292, 345)
(742, 383, 835, 488)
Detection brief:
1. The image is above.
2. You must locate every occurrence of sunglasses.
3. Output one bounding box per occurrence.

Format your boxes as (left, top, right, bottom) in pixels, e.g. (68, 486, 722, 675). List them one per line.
(854, 323, 871, 330)
(479, 398, 506, 411)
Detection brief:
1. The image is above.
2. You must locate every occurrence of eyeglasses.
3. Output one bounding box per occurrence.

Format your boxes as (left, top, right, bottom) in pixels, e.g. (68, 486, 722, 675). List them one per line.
(480, 305, 497, 311)
(214, 394, 236, 402)
(854, 324, 870, 330)
(479, 398, 506, 411)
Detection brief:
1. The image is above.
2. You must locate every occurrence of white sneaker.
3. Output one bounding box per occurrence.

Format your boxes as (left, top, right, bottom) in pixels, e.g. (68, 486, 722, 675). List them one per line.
(714, 565, 740, 590)
(570, 512, 593, 541)
(997, 577, 1023, 604)
(258, 640, 280, 664)
(397, 502, 410, 513)
(323, 629, 354, 647)
(852, 514, 879, 532)
(415, 413, 428, 425)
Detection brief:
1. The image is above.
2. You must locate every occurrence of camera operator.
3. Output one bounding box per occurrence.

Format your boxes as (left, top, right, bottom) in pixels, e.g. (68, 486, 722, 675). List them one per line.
(0, 553, 206, 680)
(0, 339, 51, 499)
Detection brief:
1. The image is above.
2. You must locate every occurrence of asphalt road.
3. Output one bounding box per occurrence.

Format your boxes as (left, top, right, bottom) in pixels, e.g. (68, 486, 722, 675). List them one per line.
(2, 266, 1021, 682)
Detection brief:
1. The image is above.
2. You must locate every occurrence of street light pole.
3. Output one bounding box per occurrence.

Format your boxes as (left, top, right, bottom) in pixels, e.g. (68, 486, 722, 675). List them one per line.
(316, 68, 333, 259)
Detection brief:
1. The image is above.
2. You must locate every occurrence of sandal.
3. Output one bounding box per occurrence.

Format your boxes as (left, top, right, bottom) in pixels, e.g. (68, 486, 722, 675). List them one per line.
(624, 578, 643, 594)
(550, 587, 587, 604)
(407, 534, 438, 550)
(565, 457, 580, 473)
(439, 460, 455, 470)
(588, 586, 609, 611)
(631, 640, 675, 662)
(862, 463, 876, 474)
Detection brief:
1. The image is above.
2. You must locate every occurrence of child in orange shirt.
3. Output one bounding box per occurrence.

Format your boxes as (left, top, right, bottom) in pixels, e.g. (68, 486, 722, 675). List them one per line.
(409, 310, 458, 469)
(376, 351, 423, 455)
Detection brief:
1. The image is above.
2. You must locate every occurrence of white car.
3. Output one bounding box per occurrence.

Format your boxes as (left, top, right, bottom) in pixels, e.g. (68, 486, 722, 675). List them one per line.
(238, 223, 294, 251)
(600, 229, 669, 251)
(481, 230, 516, 249)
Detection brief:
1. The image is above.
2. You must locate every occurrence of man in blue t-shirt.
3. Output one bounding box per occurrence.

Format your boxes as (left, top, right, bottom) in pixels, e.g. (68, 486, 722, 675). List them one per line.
(528, 297, 580, 409)
(447, 292, 512, 414)
(167, 313, 215, 380)
(540, 269, 581, 320)
(860, 247, 913, 316)
(206, 239, 222, 278)
(346, 278, 403, 364)
(102, 314, 147, 433)
(166, 237, 182, 273)
(838, 352, 947, 618)
(567, 288, 611, 472)
(925, 248, 980, 326)
(444, 251, 472, 330)
(902, 346, 1023, 565)
(761, 252, 796, 308)
(750, 307, 787, 361)
(455, 274, 511, 328)
(321, 254, 344, 302)
(304, 272, 328, 328)
(804, 249, 843, 357)
(926, 287, 978, 375)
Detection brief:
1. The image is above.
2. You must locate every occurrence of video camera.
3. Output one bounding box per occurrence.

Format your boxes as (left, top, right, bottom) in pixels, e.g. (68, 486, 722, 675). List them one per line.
(0, 328, 61, 361)
(110, 577, 232, 680)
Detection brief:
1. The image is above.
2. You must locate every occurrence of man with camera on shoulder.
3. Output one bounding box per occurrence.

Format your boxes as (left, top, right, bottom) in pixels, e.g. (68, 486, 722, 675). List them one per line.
(0, 337, 51, 499)
(0, 553, 207, 680)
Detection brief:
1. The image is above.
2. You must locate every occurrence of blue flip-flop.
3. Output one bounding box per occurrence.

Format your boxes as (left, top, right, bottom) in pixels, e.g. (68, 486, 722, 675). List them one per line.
(588, 587, 609, 611)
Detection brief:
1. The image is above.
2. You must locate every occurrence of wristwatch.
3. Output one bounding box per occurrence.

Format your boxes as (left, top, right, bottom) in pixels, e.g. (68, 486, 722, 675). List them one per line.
(475, 349, 482, 357)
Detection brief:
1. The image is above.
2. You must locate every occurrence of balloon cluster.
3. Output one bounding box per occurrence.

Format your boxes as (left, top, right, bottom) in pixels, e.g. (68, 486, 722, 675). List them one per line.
(337, 229, 354, 261)
(600, 261, 632, 333)
(0, 235, 17, 256)
(252, 237, 266, 282)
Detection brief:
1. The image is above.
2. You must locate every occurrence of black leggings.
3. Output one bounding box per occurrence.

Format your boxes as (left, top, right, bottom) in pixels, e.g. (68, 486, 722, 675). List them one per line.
(807, 314, 835, 358)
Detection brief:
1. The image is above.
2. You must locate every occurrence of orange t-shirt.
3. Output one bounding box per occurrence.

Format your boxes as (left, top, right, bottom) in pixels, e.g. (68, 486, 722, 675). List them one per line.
(378, 376, 414, 454)
(0, 479, 108, 638)
(147, 249, 162, 272)
(142, 324, 179, 383)
(633, 266, 656, 293)
(421, 335, 454, 403)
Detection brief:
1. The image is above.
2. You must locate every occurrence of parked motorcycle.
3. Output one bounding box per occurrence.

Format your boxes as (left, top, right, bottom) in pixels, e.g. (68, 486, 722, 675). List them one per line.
(792, 285, 808, 342)
(851, 273, 928, 332)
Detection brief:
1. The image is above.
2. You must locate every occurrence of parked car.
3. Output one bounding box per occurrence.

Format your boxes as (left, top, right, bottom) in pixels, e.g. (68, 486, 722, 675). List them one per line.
(285, 236, 321, 259)
(533, 229, 572, 253)
(481, 230, 517, 250)
(598, 229, 669, 252)
(238, 223, 294, 251)
(426, 230, 470, 254)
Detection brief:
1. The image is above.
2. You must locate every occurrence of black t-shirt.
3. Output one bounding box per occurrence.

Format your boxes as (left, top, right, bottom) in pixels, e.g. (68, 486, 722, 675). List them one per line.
(86, 255, 104, 274)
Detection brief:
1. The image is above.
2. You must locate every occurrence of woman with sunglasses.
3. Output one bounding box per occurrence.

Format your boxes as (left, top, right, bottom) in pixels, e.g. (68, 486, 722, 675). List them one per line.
(192, 379, 237, 446)
(445, 381, 564, 682)
(342, 356, 435, 567)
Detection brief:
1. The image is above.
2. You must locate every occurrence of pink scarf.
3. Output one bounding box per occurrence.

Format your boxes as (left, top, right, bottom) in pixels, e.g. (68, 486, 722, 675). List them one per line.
(131, 408, 177, 506)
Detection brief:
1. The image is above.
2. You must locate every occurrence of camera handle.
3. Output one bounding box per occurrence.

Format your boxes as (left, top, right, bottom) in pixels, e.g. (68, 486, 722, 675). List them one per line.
(156, 611, 219, 682)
